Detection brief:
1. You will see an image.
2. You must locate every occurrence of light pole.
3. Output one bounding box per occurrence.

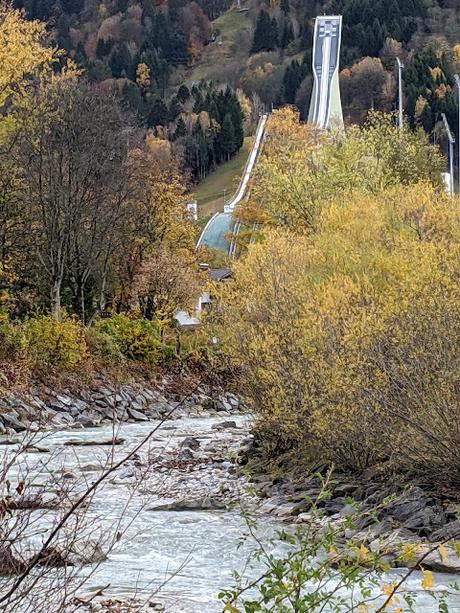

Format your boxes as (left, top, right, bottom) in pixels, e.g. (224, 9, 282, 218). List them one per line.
(442, 112, 455, 196)
(396, 58, 404, 131)
(454, 74, 460, 194)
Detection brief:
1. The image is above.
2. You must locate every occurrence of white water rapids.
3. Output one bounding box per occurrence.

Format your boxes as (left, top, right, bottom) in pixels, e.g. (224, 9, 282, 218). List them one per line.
(1, 414, 460, 612)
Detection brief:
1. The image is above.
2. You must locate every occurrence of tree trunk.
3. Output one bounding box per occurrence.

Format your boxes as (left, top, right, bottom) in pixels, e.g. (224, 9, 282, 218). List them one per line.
(99, 273, 107, 315)
(50, 279, 61, 321)
(80, 283, 86, 326)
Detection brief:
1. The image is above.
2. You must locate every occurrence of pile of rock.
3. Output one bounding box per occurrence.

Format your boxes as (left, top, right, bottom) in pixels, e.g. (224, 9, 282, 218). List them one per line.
(131, 419, 257, 513)
(247, 465, 460, 574)
(0, 381, 245, 434)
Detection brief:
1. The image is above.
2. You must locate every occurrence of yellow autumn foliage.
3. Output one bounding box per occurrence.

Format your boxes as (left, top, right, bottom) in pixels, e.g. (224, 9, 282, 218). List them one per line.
(217, 110, 460, 484)
(136, 62, 151, 88)
(421, 569, 435, 589)
(239, 108, 443, 234)
(0, 4, 63, 140)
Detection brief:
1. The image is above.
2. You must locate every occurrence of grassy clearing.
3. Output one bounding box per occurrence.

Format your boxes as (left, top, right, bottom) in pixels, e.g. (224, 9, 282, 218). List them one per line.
(184, 3, 251, 84)
(193, 137, 251, 218)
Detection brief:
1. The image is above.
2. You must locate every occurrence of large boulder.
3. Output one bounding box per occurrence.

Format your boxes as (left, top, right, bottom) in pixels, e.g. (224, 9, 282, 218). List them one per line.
(369, 528, 417, 558)
(181, 437, 200, 451)
(1, 412, 27, 432)
(76, 411, 101, 427)
(37, 540, 107, 568)
(393, 543, 460, 573)
(211, 420, 237, 431)
(384, 487, 445, 535)
(68, 540, 107, 565)
(177, 448, 194, 461)
(9, 492, 61, 510)
(52, 412, 75, 427)
(402, 506, 445, 533)
(127, 406, 149, 422)
(419, 545, 460, 573)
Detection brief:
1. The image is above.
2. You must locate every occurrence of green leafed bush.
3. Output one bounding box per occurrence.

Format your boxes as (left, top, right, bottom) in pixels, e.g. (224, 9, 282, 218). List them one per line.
(20, 315, 87, 369)
(92, 314, 163, 365)
(85, 325, 123, 361)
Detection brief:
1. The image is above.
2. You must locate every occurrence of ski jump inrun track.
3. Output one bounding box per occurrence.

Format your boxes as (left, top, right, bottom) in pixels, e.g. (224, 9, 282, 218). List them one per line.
(196, 15, 343, 257)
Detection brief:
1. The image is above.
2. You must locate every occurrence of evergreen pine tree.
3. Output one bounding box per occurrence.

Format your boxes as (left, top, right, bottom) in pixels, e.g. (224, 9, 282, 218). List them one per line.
(421, 102, 434, 132)
(177, 84, 190, 103)
(122, 82, 145, 117)
(281, 18, 294, 48)
(280, 0, 290, 15)
(299, 22, 310, 51)
(61, 0, 84, 14)
(110, 44, 132, 78)
(229, 90, 244, 149)
(148, 97, 169, 127)
(96, 38, 113, 59)
(252, 10, 276, 53)
(173, 116, 187, 140)
(219, 113, 236, 160)
(33, 0, 54, 20)
(56, 14, 72, 51)
(270, 17, 279, 48)
(169, 96, 182, 121)
(115, 0, 128, 12)
(74, 41, 87, 68)
(283, 61, 301, 103)
(193, 90, 205, 114)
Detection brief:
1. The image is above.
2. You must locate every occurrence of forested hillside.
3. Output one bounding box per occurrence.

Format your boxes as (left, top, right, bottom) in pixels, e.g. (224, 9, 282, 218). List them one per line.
(11, 0, 460, 179)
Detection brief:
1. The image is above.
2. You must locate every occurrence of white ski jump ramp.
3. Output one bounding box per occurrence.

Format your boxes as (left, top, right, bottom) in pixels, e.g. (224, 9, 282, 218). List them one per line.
(196, 15, 344, 256)
(196, 113, 268, 254)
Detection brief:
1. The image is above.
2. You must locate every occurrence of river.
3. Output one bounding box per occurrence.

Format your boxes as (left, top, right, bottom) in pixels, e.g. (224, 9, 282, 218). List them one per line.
(1, 414, 460, 612)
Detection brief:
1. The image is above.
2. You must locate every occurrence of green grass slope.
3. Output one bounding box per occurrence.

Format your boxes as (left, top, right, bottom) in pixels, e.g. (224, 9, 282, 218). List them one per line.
(185, 3, 251, 85)
(193, 136, 251, 218)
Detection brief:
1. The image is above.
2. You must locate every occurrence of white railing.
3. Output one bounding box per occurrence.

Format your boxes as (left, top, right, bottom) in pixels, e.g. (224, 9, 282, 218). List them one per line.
(225, 113, 268, 211)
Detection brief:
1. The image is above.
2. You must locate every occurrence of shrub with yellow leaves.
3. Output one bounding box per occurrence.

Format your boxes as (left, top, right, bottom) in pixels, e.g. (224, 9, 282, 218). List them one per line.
(217, 172, 460, 483)
(238, 108, 444, 239)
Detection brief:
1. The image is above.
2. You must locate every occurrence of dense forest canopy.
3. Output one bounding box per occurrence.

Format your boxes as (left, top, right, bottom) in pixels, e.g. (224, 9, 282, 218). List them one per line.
(10, 0, 460, 173)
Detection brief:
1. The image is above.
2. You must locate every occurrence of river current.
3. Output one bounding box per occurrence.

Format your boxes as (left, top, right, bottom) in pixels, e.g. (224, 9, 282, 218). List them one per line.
(2, 415, 460, 612)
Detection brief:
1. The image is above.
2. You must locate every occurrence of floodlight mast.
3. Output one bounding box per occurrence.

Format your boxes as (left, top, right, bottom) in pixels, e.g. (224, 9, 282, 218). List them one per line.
(454, 74, 460, 194)
(442, 112, 455, 196)
(396, 57, 404, 131)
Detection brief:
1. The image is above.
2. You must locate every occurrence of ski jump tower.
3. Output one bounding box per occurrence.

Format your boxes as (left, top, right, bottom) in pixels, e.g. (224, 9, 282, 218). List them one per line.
(308, 15, 344, 130)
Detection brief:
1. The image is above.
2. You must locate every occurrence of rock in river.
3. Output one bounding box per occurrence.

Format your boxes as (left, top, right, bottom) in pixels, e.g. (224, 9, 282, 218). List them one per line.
(180, 436, 200, 450)
(148, 497, 228, 511)
(64, 438, 125, 447)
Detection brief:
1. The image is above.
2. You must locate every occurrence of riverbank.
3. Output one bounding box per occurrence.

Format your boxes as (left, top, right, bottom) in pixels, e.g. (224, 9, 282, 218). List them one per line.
(239, 439, 460, 575)
(0, 371, 243, 434)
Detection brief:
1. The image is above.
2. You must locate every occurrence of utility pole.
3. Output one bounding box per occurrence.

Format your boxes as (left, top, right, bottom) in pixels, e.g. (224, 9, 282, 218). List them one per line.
(396, 57, 404, 131)
(442, 113, 455, 196)
(454, 74, 460, 194)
